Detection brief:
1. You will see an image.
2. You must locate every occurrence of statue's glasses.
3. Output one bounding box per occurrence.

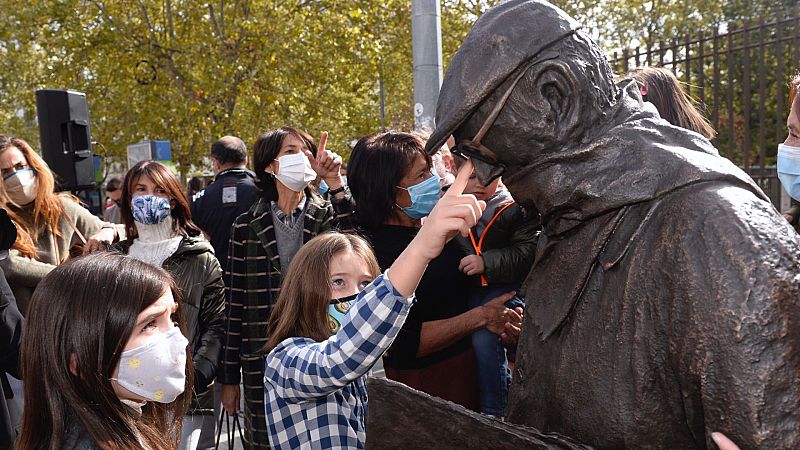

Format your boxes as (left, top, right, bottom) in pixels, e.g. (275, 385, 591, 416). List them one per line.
(453, 58, 540, 167)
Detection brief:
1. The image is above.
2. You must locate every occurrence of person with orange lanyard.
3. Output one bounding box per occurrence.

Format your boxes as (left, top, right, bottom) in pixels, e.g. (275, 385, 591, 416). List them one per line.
(455, 155, 540, 418)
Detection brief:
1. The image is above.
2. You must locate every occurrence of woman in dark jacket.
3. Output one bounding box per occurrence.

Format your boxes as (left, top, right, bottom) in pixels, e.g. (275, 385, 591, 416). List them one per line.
(347, 131, 521, 411)
(218, 127, 354, 449)
(116, 161, 225, 450)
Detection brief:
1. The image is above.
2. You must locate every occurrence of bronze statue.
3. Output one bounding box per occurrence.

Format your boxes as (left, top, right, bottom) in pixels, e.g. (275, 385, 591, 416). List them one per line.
(424, 1, 800, 448)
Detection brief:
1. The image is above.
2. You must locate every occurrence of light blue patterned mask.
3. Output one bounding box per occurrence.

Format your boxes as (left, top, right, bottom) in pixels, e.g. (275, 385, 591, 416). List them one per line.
(132, 195, 172, 225)
(777, 144, 800, 201)
(327, 293, 357, 334)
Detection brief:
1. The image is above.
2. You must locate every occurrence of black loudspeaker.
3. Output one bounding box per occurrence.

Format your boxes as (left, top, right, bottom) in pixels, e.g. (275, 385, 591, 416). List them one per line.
(35, 89, 96, 191)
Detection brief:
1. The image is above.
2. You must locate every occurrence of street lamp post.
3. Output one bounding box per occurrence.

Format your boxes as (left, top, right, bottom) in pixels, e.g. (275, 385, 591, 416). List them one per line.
(412, 0, 443, 132)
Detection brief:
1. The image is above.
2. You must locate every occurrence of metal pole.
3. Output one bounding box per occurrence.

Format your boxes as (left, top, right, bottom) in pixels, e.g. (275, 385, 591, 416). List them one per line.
(412, 0, 443, 132)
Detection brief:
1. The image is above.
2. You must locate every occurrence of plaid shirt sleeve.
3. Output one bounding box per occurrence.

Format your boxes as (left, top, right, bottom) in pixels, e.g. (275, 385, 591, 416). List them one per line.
(264, 272, 413, 403)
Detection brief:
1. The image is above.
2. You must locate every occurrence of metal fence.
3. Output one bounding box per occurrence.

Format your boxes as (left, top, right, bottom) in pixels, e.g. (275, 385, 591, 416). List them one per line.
(607, 9, 800, 207)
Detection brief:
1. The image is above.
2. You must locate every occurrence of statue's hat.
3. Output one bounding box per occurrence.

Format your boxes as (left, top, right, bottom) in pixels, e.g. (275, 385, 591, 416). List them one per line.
(425, 0, 580, 155)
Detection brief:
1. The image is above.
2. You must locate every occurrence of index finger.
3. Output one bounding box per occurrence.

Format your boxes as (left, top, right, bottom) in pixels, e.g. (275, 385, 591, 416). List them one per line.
(445, 159, 473, 196)
(317, 131, 328, 158)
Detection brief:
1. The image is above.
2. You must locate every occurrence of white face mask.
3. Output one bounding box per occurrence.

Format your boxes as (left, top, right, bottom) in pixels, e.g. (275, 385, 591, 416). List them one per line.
(112, 326, 188, 403)
(4, 168, 37, 206)
(273, 152, 317, 192)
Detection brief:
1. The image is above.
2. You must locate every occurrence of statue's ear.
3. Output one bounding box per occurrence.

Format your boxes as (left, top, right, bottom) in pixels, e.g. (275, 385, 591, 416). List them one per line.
(532, 60, 579, 133)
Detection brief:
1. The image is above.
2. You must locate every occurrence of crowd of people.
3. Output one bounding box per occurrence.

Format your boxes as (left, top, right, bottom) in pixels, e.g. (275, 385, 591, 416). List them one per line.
(0, 18, 796, 450)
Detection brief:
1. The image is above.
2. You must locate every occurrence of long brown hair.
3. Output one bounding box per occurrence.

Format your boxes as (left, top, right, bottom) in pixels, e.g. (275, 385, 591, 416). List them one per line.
(628, 67, 716, 139)
(0, 136, 66, 259)
(120, 160, 202, 240)
(18, 253, 193, 450)
(264, 233, 380, 353)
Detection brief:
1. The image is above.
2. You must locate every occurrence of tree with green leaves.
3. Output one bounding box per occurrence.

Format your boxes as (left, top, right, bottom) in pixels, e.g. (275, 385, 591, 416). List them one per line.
(0, 0, 788, 175)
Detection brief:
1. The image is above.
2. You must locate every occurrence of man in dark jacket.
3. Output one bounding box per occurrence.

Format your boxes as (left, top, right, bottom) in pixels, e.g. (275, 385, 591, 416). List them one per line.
(192, 136, 260, 271)
(422, 1, 800, 448)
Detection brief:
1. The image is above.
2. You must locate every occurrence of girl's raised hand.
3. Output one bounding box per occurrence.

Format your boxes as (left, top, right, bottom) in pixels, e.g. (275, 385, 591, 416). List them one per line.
(411, 160, 485, 262)
(388, 160, 485, 297)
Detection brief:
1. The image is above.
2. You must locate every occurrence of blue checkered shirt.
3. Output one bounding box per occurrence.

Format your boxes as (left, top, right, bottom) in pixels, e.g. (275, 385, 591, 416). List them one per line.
(263, 272, 414, 449)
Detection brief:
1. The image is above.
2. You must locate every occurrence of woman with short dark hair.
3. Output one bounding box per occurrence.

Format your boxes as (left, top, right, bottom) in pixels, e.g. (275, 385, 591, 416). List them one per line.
(219, 127, 353, 449)
(18, 253, 192, 449)
(348, 131, 520, 411)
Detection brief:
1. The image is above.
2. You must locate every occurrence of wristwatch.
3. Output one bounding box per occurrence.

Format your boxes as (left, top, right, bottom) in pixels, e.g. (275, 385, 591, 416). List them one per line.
(329, 185, 348, 196)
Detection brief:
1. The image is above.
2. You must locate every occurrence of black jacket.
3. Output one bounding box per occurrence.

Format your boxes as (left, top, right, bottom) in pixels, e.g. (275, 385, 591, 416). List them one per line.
(458, 200, 540, 286)
(191, 169, 260, 271)
(0, 267, 21, 450)
(117, 236, 225, 414)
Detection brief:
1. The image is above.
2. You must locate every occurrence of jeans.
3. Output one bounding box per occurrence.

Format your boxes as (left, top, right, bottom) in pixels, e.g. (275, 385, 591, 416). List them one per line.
(180, 414, 216, 450)
(469, 284, 516, 417)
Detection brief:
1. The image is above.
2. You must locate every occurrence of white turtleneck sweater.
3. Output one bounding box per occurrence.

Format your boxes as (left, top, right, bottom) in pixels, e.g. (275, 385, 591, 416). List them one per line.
(127, 216, 184, 268)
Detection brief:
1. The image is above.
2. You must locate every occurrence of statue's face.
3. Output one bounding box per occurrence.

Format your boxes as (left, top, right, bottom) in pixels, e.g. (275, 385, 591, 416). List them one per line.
(452, 65, 542, 187)
(453, 65, 555, 189)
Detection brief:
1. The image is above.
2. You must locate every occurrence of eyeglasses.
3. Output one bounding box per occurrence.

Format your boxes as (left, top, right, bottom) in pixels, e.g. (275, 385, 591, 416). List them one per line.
(452, 58, 541, 168)
(1, 162, 30, 180)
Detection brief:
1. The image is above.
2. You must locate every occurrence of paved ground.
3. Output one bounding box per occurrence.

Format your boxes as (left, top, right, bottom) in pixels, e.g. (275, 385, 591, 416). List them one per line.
(214, 414, 245, 450)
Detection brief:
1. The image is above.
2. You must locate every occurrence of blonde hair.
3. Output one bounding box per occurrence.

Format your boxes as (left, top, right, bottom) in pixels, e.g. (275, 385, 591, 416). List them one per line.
(628, 67, 716, 139)
(264, 232, 381, 353)
(0, 136, 67, 259)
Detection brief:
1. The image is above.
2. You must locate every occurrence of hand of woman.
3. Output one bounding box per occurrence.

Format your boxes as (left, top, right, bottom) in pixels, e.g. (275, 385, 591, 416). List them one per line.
(305, 131, 345, 189)
(83, 227, 117, 254)
(221, 383, 241, 414)
(411, 160, 485, 262)
(480, 292, 520, 335)
(499, 313, 523, 347)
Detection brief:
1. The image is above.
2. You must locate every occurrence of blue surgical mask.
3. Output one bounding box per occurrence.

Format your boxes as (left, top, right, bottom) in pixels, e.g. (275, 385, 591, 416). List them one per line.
(132, 195, 172, 225)
(318, 180, 329, 195)
(396, 171, 441, 219)
(328, 293, 357, 334)
(778, 143, 800, 200)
